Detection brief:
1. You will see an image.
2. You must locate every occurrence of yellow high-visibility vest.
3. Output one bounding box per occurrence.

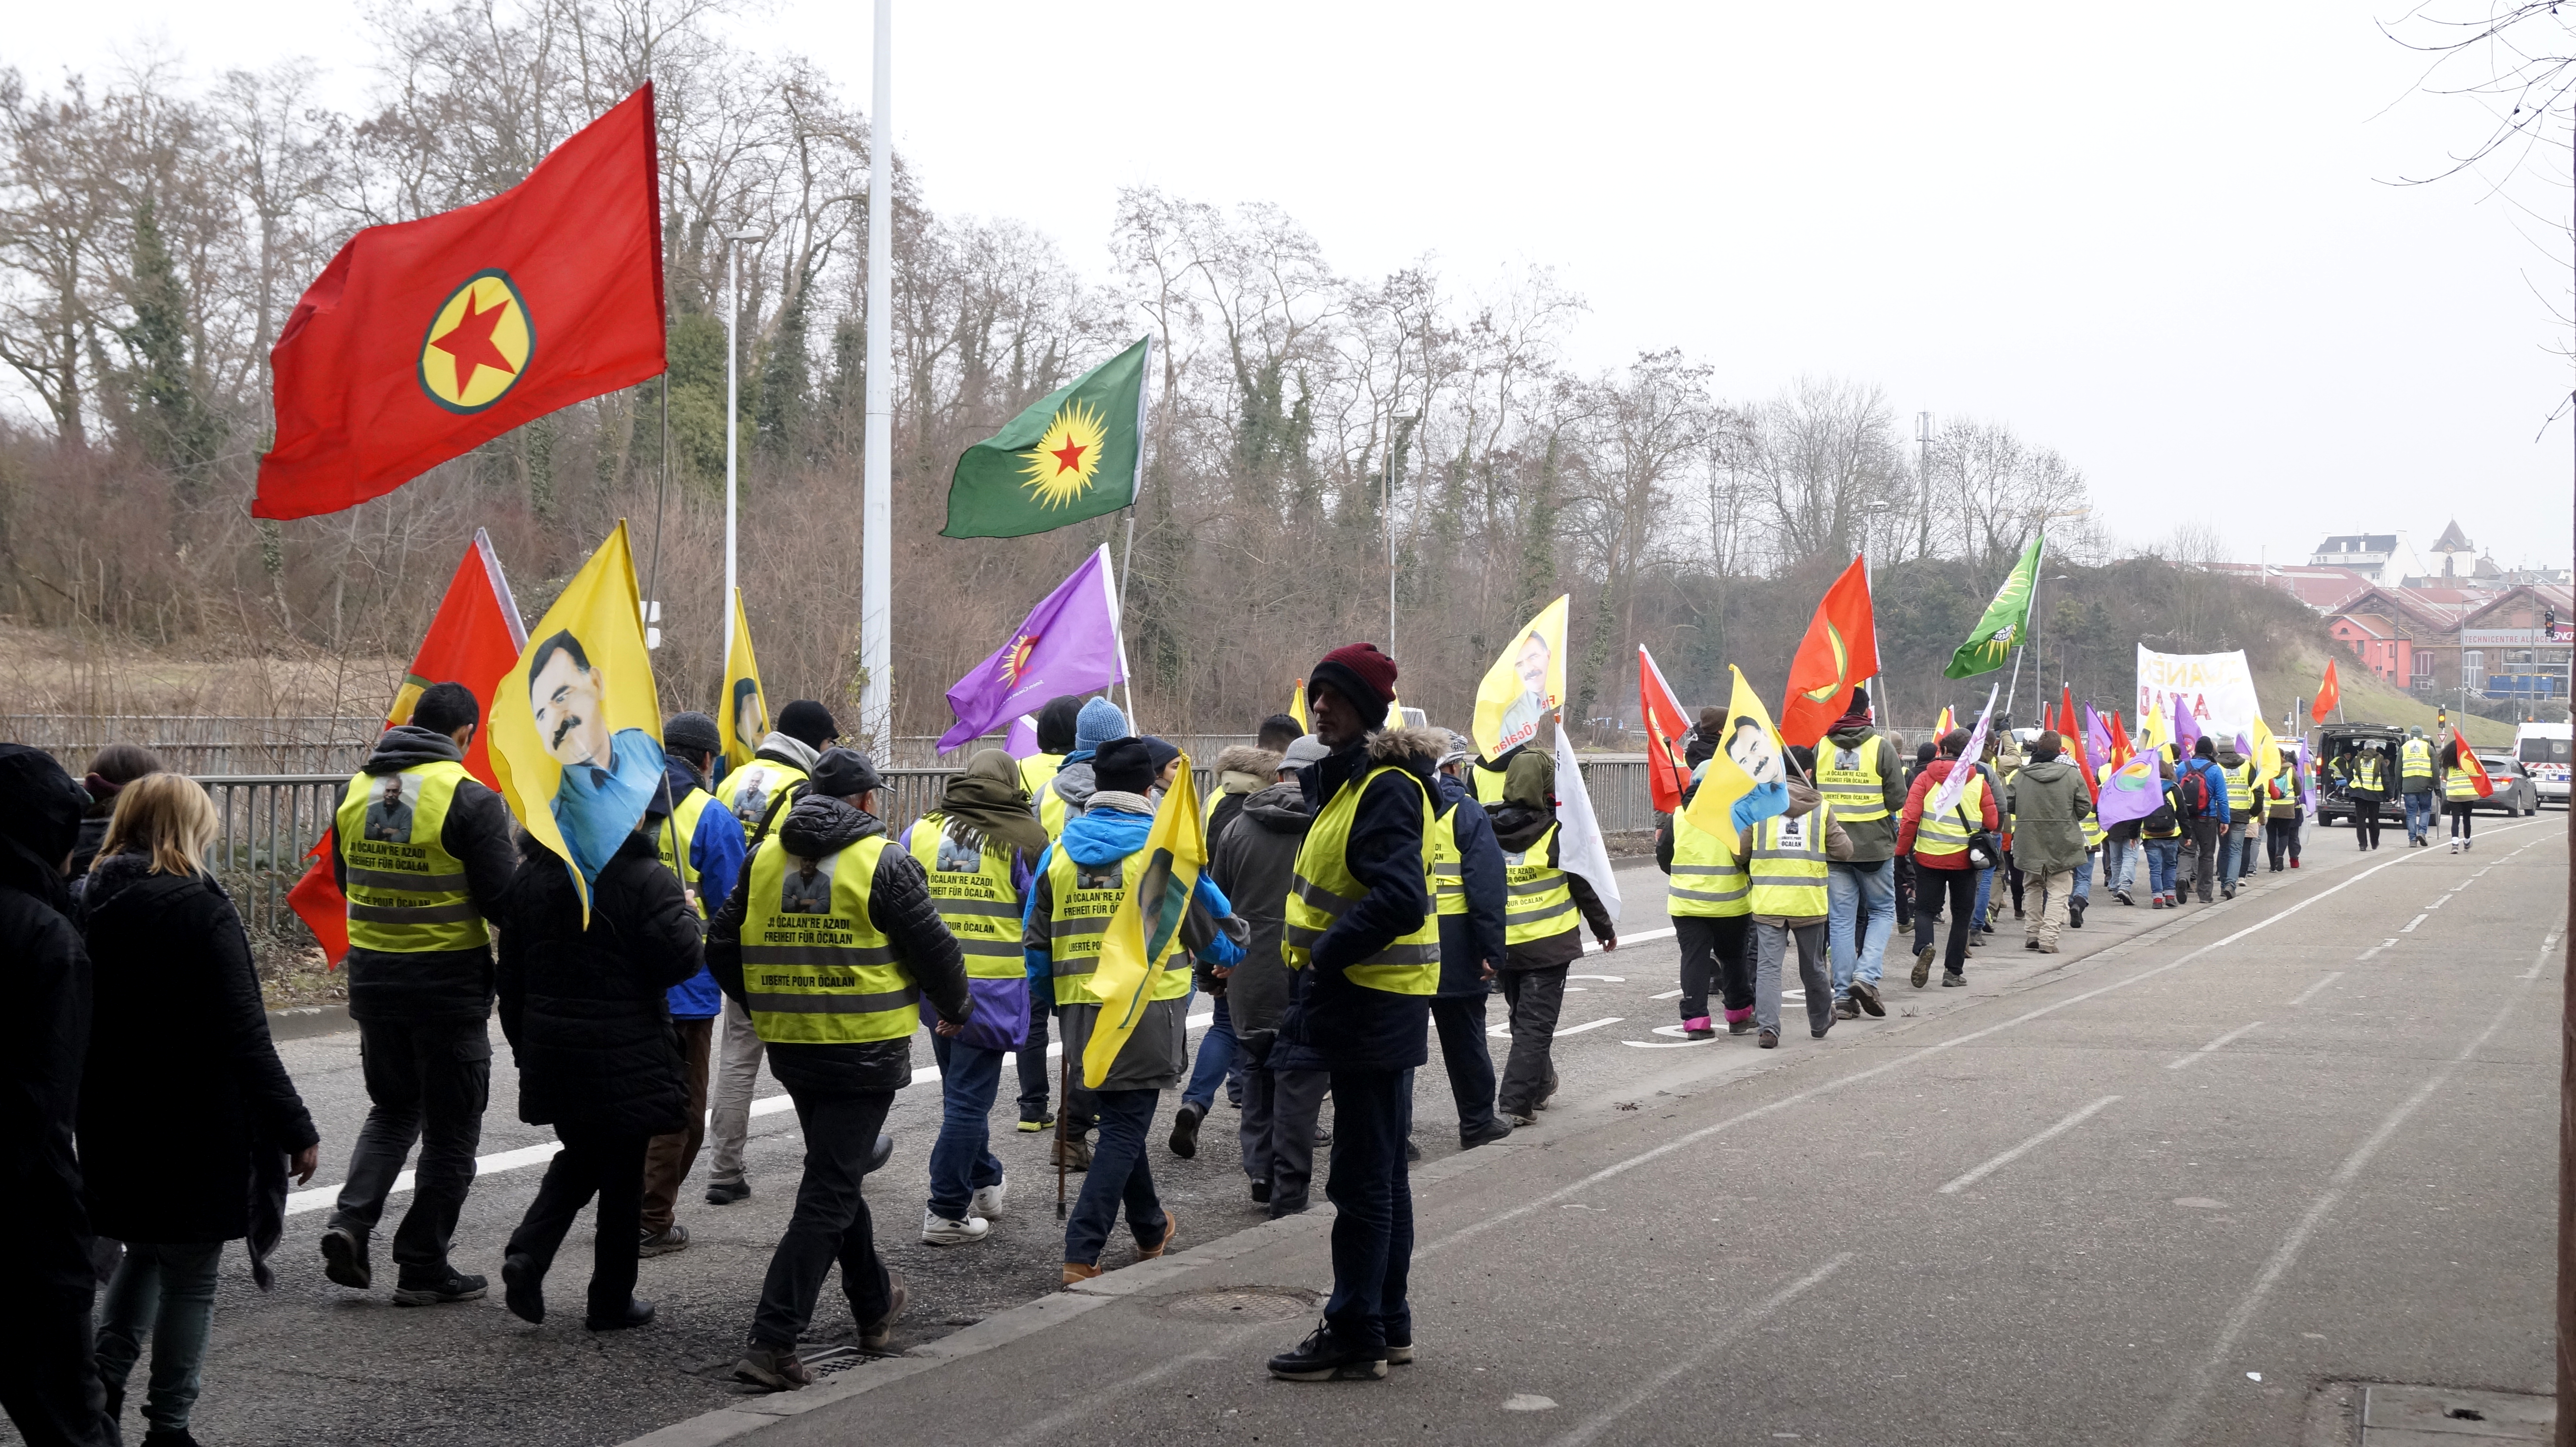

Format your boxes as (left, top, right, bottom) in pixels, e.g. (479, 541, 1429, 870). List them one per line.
(2443, 764, 2482, 803)
(1746, 804, 1832, 917)
(336, 761, 487, 953)
(1019, 752, 1064, 801)
(721, 760, 808, 831)
(2400, 739, 2434, 787)
(1041, 844, 1193, 1003)
(1285, 764, 1440, 996)
(1499, 824, 1579, 946)
(908, 813, 1025, 981)
(737, 832, 921, 1044)
(1815, 736, 1891, 824)
(1666, 792, 1749, 919)
(2223, 759, 2257, 813)
(1431, 802, 1468, 917)
(1915, 769, 1990, 854)
(655, 785, 718, 917)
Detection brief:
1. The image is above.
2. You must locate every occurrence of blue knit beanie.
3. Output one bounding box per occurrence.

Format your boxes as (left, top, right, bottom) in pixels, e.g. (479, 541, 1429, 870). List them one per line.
(1068, 698, 1128, 762)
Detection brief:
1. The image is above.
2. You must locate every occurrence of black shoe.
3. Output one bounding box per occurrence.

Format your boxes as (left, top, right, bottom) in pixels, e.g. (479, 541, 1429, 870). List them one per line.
(1850, 981, 1885, 1017)
(1757, 1029, 1779, 1049)
(1728, 1018, 1754, 1035)
(1911, 946, 1934, 988)
(586, 1296, 655, 1332)
(1169, 1102, 1206, 1159)
(1941, 972, 1966, 988)
(502, 1252, 543, 1324)
(1834, 997, 1860, 1020)
(139, 1430, 203, 1447)
(320, 1225, 371, 1290)
(1460, 1115, 1512, 1150)
(705, 1178, 751, 1206)
(866, 1134, 894, 1174)
(1268, 1320, 1389, 1381)
(1536, 1066, 1559, 1110)
(1386, 1332, 1414, 1366)
(2068, 898, 2085, 929)
(392, 1268, 487, 1307)
(638, 1223, 689, 1258)
(1017, 1109, 1057, 1133)
(1251, 1180, 1272, 1205)
(2114, 889, 2134, 906)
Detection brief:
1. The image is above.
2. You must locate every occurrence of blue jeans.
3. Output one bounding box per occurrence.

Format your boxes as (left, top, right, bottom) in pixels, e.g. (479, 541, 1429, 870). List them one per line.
(2219, 820, 2249, 891)
(1182, 995, 1238, 1111)
(2072, 848, 2093, 902)
(2101, 837, 2135, 896)
(1322, 1068, 1413, 1349)
(1063, 1088, 1167, 1267)
(1973, 867, 1994, 929)
(2145, 838, 2180, 897)
(2402, 791, 2435, 841)
(928, 1035, 1006, 1221)
(95, 1240, 222, 1434)
(1826, 859, 1898, 998)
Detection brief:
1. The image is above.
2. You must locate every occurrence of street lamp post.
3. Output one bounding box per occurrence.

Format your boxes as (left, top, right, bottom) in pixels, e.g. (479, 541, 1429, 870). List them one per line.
(2023, 509, 2090, 724)
(722, 228, 764, 655)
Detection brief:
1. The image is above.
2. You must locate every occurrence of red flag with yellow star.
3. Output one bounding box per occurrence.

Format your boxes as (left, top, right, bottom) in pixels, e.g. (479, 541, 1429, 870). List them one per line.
(253, 85, 666, 520)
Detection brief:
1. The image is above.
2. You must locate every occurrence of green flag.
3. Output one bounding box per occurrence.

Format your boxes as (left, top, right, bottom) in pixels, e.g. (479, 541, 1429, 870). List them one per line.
(942, 336, 1150, 538)
(1944, 530, 2044, 679)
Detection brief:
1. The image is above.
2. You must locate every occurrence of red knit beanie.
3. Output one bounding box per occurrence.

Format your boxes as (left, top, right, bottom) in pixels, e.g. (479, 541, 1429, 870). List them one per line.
(1308, 643, 1399, 723)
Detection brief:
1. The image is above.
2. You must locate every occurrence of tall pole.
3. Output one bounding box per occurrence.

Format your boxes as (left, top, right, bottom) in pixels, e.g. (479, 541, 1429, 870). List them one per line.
(723, 240, 740, 651)
(1385, 419, 1398, 655)
(1915, 411, 1932, 562)
(2558, 103, 2576, 1447)
(859, 0, 895, 749)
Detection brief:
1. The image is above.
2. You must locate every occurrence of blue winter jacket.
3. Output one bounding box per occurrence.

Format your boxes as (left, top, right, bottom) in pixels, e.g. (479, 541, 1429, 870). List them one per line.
(1021, 804, 1239, 1005)
(2177, 757, 2232, 826)
(663, 755, 748, 1019)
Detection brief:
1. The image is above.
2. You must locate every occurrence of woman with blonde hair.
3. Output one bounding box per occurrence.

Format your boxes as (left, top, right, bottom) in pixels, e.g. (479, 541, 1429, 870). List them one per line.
(78, 773, 319, 1447)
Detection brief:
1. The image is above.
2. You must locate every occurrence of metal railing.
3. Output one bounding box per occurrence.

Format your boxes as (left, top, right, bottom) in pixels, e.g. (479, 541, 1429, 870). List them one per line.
(14, 715, 380, 777)
(199, 757, 1661, 946)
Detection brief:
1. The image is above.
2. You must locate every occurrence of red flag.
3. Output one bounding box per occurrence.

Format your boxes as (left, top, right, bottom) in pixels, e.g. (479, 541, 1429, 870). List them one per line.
(254, 86, 666, 520)
(1637, 646, 1695, 814)
(2059, 685, 2097, 803)
(1777, 556, 1881, 747)
(2453, 732, 2496, 798)
(2108, 709, 2134, 766)
(288, 532, 527, 963)
(2311, 658, 2340, 724)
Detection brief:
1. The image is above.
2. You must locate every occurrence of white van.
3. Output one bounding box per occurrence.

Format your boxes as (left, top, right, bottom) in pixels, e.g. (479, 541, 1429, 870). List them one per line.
(2515, 721, 2571, 806)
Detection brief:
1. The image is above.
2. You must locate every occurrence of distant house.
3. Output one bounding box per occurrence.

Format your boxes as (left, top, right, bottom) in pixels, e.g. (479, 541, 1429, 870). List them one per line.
(2308, 532, 2426, 588)
(2322, 582, 2571, 703)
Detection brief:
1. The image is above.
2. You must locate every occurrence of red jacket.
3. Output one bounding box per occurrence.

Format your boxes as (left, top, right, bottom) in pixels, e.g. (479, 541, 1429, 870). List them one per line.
(1895, 758, 2001, 869)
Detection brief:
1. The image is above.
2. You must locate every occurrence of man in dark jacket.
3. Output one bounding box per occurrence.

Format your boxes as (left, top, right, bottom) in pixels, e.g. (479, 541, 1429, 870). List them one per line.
(1267, 645, 1441, 1384)
(1483, 748, 1617, 1125)
(496, 818, 706, 1332)
(322, 681, 516, 1306)
(1427, 740, 1510, 1148)
(706, 749, 970, 1391)
(0, 745, 114, 1447)
(641, 711, 746, 1256)
(1211, 736, 1330, 1214)
(2177, 736, 2233, 904)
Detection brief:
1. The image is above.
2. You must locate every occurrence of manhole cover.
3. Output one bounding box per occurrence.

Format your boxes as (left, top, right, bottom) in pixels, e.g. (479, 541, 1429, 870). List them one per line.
(1162, 1288, 1316, 1322)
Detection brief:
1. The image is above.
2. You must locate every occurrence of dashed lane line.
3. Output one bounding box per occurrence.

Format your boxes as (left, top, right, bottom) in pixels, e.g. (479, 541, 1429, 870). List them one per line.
(2166, 1021, 2262, 1071)
(2400, 914, 2428, 933)
(2288, 972, 2343, 1007)
(1548, 1254, 1853, 1447)
(1936, 1095, 2122, 1195)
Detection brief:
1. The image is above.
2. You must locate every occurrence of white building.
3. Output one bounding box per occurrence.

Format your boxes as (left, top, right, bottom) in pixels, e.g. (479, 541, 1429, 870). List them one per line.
(2309, 532, 2427, 588)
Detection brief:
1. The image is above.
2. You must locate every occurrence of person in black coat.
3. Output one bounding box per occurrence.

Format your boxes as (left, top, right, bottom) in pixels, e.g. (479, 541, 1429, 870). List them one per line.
(78, 774, 322, 1447)
(0, 744, 116, 1447)
(1424, 751, 1510, 1149)
(496, 824, 705, 1332)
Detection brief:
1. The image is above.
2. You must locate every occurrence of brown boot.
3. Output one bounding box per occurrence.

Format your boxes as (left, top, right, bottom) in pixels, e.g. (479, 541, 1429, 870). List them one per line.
(1137, 1207, 1180, 1261)
(1062, 1261, 1103, 1286)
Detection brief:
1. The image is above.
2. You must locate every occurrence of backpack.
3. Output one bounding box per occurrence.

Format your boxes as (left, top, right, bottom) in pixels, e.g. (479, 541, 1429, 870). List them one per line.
(2175, 762, 2214, 820)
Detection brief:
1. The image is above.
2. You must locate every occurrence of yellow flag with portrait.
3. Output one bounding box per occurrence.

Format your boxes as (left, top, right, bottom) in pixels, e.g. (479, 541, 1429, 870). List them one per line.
(1081, 758, 1207, 1089)
(1471, 595, 1569, 760)
(489, 521, 666, 916)
(719, 588, 770, 770)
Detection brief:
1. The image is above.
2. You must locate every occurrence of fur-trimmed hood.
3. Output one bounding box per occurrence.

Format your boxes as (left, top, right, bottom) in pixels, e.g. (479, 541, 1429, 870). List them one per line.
(1367, 725, 1451, 767)
(1214, 745, 1282, 797)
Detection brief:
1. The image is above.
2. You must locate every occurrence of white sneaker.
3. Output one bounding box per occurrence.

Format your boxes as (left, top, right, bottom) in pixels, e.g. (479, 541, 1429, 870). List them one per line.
(970, 1174, 1008, 1222)
(2449, 838, 2459, 854)
(921, 1210, 991, 1246)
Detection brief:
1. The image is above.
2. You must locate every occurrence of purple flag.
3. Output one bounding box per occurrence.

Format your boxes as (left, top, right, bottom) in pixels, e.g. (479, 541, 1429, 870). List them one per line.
(2172, 693, 2201, 758)
(1005, 715, 1041, 759)
(2082, 703, 2113, 774)
(938, 545, 1127, 750)
(2094, 749, 2170, 831)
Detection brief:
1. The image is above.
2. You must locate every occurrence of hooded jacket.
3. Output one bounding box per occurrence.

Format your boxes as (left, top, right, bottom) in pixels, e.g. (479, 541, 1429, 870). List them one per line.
(750, 731, 823, 776)
(1276, 726, 1446, 1071)
(1210, 777, 1311, 1035)
(78, 852, 318, 1256)
(2004, 755, 2091, 873)
(0, 743, 103, 1299)
(707, 795, 970, 1098)
(1484, 750, 1616, 969)
(1432, 772, 1508, 996)
(1047, 760, 1100, 821)
(1746, 780, 1853, 926)
(1022, 796, 1238, 1090)
(660, 750, 747, 1020)
(334, 724, 519, 1024)
(1821, 726, 1909, 863)
(1209, 745, 1281, 846)
(498, 830, 706, 1136)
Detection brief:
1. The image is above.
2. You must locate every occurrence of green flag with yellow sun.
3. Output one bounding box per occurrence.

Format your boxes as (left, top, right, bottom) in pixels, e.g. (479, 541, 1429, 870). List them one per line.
(942, 336, 1150, 538)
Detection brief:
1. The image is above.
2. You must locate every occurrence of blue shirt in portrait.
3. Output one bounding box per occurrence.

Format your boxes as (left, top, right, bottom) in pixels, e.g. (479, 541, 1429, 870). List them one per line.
(550, 727, 666, 880)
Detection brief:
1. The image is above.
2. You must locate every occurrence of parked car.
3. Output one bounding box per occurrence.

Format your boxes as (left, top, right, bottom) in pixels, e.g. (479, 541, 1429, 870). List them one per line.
(2464, 753, 2541, 816)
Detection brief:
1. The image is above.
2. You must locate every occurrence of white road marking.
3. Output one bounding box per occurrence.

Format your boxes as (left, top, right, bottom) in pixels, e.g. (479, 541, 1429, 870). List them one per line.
(1585, 927, 1675, 953)
(1651, 989, 1685, 1000)
(1621, 1036, 1720, 1049)
(2142, 954, 2546, 1447)
(1936, 1096, 2121, 1195)
(1548, 1255, 1851, 1447)
(2400, 914, 2428, 933)
(1569, 974, 1627, 983)
(2356, 939, 2398, 961)
(2519, 925, 2566, 982)
(1556, 1017, 1626, 1037)
(2424, 897, 2447, 910)
(2167, 1022, 2262, 1071)
(2288, 973, 2343, 1007)
(287, 1008, 1220, 1217)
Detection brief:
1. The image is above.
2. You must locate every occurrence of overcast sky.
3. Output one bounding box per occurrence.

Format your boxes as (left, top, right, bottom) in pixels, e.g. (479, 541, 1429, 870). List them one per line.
(13, 2, 2573, 571)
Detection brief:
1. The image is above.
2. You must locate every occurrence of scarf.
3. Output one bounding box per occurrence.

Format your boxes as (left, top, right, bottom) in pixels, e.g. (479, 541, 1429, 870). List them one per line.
(935, 749, 1049, 855)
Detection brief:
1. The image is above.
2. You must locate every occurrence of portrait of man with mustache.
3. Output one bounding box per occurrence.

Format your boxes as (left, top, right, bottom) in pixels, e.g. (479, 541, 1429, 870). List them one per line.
(527, 628, 664, 879)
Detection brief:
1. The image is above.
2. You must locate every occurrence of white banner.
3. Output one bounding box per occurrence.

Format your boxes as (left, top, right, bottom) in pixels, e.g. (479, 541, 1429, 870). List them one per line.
(1552, 718, 1621, 927)
(2136, 645, 2265, 746)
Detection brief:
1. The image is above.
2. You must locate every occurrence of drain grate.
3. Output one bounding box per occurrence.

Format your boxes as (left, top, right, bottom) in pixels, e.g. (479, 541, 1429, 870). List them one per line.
(796, 1344, 898, 1379)
(1161, 1288, 1316, 1322)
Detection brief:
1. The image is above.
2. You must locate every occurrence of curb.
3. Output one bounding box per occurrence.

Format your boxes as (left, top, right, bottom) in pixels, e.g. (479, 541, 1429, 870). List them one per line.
(266, 1003, 353, 1041)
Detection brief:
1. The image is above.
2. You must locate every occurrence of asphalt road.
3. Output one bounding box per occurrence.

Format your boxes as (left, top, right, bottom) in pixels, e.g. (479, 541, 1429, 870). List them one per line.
(8, 819, 2565, 1447)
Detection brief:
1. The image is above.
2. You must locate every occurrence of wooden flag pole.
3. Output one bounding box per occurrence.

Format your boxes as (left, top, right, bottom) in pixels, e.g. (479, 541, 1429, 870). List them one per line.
(1056, 1047, 1071, 1221)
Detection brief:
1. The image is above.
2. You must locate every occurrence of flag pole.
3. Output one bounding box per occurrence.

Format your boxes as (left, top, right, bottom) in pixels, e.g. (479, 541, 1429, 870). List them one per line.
(1114, 332, 1153, 732)
(857, 0, 895, 750)
(723, 236, 740, 664)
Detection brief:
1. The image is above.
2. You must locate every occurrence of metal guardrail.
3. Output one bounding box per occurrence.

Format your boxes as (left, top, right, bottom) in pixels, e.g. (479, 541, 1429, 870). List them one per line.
(198, 757, 1661, 947)
(15, 716, 379, 777)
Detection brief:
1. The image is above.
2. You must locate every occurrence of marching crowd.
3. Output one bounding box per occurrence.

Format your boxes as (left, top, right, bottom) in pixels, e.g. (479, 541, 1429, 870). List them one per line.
(0, 653, 2493, 1447)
